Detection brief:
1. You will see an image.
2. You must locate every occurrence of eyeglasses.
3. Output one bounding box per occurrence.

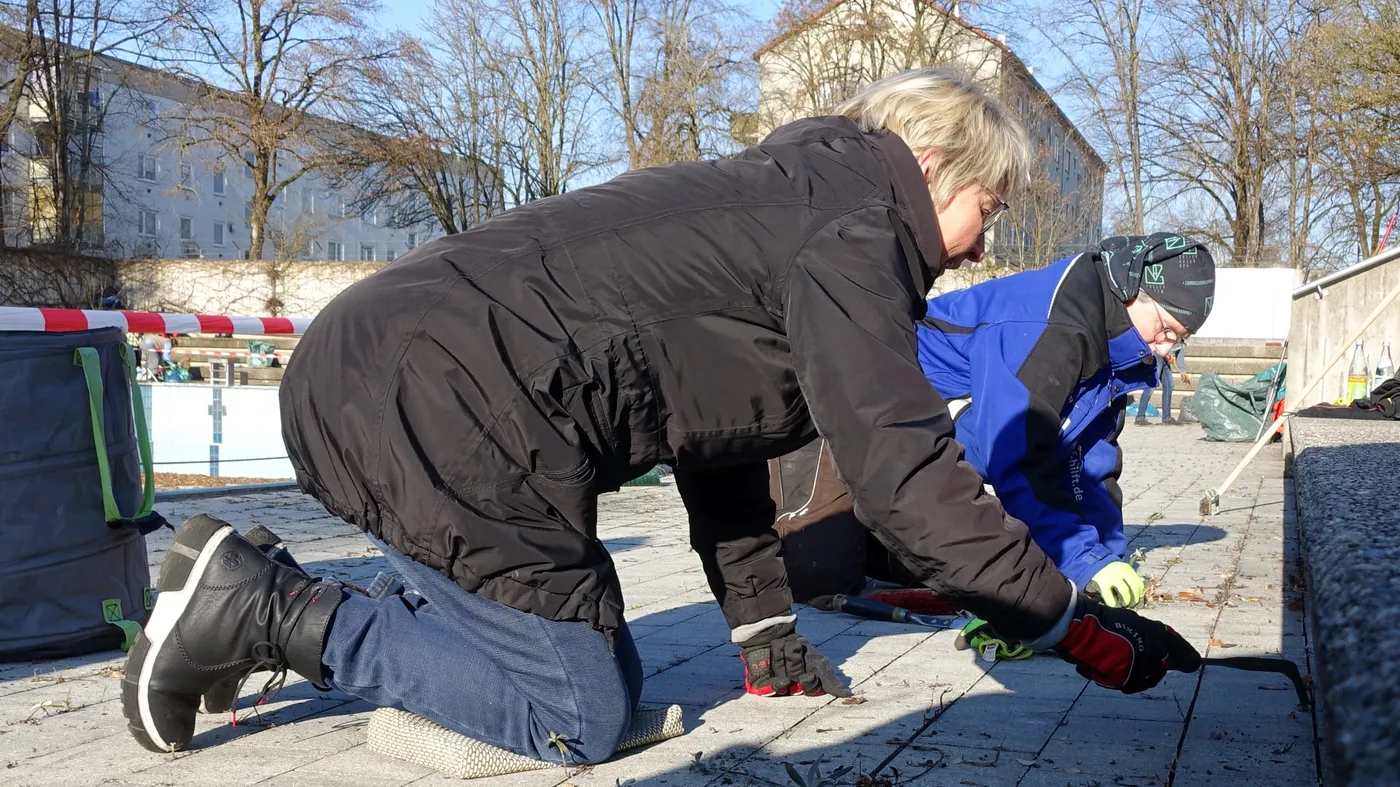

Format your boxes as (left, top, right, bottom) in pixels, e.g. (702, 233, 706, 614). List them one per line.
(980, 195, 1009, 235)
(1150, 301, 1187, 352)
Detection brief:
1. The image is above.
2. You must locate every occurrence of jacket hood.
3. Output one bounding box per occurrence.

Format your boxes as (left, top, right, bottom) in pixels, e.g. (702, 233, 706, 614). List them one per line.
(762, 116, 945, 297)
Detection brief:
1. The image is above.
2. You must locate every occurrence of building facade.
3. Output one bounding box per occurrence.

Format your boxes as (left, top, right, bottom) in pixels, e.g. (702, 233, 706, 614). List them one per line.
(746, 0, 1105, 268)
(1, 52, 444, 263)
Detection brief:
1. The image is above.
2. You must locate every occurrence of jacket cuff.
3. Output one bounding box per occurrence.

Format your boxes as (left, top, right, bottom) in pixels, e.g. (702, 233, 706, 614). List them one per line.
(1068, 550, 1121, 590)
(732, 614, 797, 644)
(1023, 580, 1077, 651)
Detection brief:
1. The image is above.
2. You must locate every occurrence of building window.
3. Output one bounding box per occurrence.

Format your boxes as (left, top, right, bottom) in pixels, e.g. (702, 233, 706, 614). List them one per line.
(138, 154, 157, 181)
(244, 199, 252, 222)
(361, 206, 375, 226)
(213, 170, 226, 196)
(179, 164, 192, 188)
(387, 248, 397, 262)
(213, 221, 225, 246)
(138, 209, 158, 236)
(244, 152, 253, 178)
(406, 232, 417, 249)
(179, 216, 193, 240)
(359, 242, 376, 261)
(301, 186, 315, 213)
(327, 240, 343, 261)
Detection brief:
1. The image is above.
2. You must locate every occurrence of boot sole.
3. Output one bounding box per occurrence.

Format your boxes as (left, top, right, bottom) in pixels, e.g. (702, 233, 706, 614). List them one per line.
(122, 515, 235, 752)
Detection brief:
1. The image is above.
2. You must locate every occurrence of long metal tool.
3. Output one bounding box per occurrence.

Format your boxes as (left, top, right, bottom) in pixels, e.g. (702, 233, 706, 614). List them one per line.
(1201, 656, 1312, 709)
(816, 595, 1314, 708)
(808, 593, 964, 630)
(1254, 340, 1289, 443)
(1202, 278, 1400, 515)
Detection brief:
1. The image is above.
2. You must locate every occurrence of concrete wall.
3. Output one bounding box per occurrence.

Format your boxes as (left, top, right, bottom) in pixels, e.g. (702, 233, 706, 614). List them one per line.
(0, 248, 118, 307)
(1194, 268, 1298, 341)
(140, 383, 293, 479)
(119, 258, 382, 316)
(1290, 257, 1400, 406)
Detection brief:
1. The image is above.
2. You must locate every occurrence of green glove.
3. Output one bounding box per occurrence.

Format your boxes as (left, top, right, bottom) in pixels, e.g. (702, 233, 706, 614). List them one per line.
(1087, 561, 1146, 609)
(954, 617, 1034, 662)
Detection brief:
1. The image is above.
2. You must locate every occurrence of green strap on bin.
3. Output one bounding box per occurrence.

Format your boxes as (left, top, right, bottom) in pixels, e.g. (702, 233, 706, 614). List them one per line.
(101, 598, 142, 652)
(73, 345, 156, 523)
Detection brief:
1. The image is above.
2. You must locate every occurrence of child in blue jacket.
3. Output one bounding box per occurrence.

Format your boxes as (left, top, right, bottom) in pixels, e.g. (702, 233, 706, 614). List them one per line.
(776, 233, 1216, 624)
(918, 232, 1216, 608)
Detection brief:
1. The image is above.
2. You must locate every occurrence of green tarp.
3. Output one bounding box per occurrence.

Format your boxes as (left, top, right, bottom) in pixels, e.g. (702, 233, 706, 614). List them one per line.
(1194, 362, 1286, 442)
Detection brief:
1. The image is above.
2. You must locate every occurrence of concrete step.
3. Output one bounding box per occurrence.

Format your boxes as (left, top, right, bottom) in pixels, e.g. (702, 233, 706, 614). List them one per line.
(1175, 356, 1279, 377)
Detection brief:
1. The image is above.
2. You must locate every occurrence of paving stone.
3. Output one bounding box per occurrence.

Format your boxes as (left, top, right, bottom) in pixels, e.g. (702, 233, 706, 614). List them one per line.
(8, 425, 1316, 785)
(119, 745, 327, 786)
(918, 704, 1066, 753)
(884, 743, 1036, 786)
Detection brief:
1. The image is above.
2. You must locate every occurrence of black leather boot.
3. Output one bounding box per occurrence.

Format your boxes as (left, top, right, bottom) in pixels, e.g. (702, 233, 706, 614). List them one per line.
(199, 525, 308, 716)
(122, 514, 343, 752)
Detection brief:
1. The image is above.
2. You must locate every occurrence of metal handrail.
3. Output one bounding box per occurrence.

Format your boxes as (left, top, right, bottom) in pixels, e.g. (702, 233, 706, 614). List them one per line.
(1293, 245, 1400, 300)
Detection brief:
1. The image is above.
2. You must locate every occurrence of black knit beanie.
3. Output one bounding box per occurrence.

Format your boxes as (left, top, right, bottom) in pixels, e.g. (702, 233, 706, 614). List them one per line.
(1097, 233, 1216, 333)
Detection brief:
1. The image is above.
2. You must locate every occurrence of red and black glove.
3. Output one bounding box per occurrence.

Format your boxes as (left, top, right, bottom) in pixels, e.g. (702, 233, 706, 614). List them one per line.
(1054, 595, 1202, 694)
(738, 623, 852, 698)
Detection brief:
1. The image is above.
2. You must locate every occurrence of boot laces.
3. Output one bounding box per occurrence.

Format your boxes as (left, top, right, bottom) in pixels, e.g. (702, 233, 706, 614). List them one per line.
(231, 641, 288, 727)
(230, 576, 319, 727)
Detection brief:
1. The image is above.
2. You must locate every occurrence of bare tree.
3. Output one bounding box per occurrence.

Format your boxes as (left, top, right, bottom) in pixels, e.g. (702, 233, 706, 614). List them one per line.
(1304, 0, 1400, 261)
(592, 0, 754, 169)
(1146, 0, 1296, 266)
(481, 0, 603, 201)
(1015, 0, 1158, 234)
(331, 28, 506, 236)
(592, 0, 647, 167)
(149, 0, 394, 259)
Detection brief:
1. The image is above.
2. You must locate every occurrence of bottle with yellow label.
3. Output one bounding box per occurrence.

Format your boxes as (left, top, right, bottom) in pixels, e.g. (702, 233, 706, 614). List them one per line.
(1348, 340, 1370, 402)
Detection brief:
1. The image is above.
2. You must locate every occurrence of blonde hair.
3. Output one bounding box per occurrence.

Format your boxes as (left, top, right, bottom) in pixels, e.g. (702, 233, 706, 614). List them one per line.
(832, 67, 1030, 207)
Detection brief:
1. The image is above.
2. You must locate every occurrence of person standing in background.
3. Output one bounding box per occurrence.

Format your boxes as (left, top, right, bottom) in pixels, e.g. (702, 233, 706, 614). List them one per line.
(1139, 345, 1190, 426)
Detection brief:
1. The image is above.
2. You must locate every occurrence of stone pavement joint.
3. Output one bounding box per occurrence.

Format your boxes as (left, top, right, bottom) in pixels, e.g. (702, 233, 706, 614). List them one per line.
(0, 423, 1319, 786)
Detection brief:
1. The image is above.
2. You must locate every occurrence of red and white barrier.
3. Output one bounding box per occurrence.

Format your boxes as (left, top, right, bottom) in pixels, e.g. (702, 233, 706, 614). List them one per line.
(0, 306, 311, 335)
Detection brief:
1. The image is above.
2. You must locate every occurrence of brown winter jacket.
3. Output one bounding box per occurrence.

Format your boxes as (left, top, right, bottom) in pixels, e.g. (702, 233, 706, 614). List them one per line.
(280, 115, 1073, 642)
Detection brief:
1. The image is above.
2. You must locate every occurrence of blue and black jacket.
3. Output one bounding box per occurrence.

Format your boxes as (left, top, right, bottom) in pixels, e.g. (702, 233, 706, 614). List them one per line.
(916, 254, 1160, 588)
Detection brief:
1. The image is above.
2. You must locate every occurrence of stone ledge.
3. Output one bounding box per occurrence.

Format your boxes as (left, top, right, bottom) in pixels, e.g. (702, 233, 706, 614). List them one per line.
(1290, 417, 1400, 785)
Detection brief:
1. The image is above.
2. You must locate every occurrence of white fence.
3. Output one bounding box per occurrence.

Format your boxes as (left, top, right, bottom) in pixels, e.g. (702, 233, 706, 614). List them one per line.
(1194, 268, 1298, 341)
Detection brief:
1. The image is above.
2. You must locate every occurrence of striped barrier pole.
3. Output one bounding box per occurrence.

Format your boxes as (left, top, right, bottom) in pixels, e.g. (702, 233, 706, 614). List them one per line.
(177, 348, 288, 360)
(0, 306, 312, 335)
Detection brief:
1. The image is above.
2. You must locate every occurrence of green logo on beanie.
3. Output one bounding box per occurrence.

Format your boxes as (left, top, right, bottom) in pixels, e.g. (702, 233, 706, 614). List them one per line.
(1165, 236, 1186, 250)
(1145, 263, 1165, 286)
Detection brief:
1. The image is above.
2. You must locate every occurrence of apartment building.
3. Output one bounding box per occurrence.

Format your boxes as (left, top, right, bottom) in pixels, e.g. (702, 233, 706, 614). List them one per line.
(2, 48, 443, 262)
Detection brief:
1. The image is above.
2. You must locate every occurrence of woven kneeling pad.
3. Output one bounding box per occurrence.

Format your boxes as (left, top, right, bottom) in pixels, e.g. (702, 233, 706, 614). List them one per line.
(366, 704, 685, 779)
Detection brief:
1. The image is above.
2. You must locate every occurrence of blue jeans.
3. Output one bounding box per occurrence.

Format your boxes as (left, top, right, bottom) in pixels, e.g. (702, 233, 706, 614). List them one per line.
(1157, 356, 1175, 421)
(321, 536, 643, 765)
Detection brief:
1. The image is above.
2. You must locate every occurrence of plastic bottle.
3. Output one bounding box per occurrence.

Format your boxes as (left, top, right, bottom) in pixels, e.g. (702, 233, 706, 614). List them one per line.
(1347, 340, 1370, 402)
(1376, 340, 1395, 389)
